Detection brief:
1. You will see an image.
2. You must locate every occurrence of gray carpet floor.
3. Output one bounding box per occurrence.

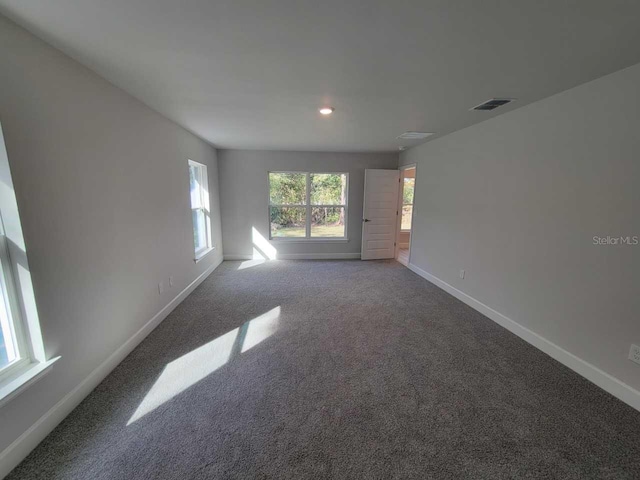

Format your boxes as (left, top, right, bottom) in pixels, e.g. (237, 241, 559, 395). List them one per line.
(7, 260, 640, 479)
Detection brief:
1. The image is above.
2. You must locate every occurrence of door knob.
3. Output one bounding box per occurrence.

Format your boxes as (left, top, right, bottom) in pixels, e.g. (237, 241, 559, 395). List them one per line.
(363, 218, 370, 222)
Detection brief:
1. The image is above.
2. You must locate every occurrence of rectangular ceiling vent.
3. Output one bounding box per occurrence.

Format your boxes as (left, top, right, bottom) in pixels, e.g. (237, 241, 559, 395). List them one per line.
(396, 131, 434, 140)
(470, 98, 514, 111)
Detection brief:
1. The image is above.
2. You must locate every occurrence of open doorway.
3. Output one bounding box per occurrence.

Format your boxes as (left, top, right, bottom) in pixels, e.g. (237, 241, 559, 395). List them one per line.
(395, 165, 416, 266)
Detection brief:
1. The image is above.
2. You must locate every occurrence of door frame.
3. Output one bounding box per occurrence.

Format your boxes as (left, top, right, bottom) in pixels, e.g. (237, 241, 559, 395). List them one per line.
(395, 164, 417, 264)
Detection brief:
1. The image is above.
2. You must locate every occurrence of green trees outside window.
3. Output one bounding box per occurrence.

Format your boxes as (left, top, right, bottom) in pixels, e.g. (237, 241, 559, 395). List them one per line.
(269, 172, 348, 238)
(401, 177, 415, 230)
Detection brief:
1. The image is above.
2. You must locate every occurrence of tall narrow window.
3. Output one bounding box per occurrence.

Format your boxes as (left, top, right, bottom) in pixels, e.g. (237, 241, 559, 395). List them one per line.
(0, 220, 28, 378)
(269, 172, 348, 239)
(0, 122, 52, 403)
(188, 160, 212, 259)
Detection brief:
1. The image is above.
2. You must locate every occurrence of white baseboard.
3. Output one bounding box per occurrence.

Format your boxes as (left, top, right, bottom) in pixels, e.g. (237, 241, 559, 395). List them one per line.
(224, 253, 361, 261)
(408, 262, 640, 413)
(0, 257, 223, 480)
(277, 253, 360, 260)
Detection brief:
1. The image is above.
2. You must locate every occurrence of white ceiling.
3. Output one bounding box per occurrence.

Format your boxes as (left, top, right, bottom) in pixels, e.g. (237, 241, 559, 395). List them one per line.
(2, 0, 640, 152)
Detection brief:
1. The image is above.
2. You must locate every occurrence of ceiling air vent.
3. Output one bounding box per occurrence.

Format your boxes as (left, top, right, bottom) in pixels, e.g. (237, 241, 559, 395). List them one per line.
(396, 132, 434, 140)
(470, 98, 514, 111)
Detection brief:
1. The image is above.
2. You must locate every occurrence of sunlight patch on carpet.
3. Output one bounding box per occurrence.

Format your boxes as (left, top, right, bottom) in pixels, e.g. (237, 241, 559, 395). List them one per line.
(128, 306, 281, 424)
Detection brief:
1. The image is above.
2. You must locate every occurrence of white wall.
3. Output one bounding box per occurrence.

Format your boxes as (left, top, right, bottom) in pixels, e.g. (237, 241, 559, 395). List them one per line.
(0, 14, 223, 473)
(401, 62, 640, 400)
(218, 149, 398, 259)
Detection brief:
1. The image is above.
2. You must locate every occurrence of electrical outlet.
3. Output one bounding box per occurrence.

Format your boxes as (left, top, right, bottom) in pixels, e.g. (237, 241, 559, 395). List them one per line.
(158, 281, 164, 295)
(169, 276, 174, 288)
(629, 344, 640, 365)
(459, 269, 465, 279)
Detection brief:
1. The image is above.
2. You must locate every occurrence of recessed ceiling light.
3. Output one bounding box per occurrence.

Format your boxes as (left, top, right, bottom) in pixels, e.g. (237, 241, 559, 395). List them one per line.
(319, 107, 334, 115)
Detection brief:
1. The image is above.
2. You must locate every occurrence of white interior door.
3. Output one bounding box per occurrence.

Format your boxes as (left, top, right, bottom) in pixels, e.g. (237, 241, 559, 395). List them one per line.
(361, 169, 400, 260)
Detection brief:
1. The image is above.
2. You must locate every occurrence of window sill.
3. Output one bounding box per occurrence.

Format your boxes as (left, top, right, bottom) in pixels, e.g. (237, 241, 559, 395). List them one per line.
(194, 246, 215, 263)
(0, 357, 60, 409)
(270, 238, 349, 244)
